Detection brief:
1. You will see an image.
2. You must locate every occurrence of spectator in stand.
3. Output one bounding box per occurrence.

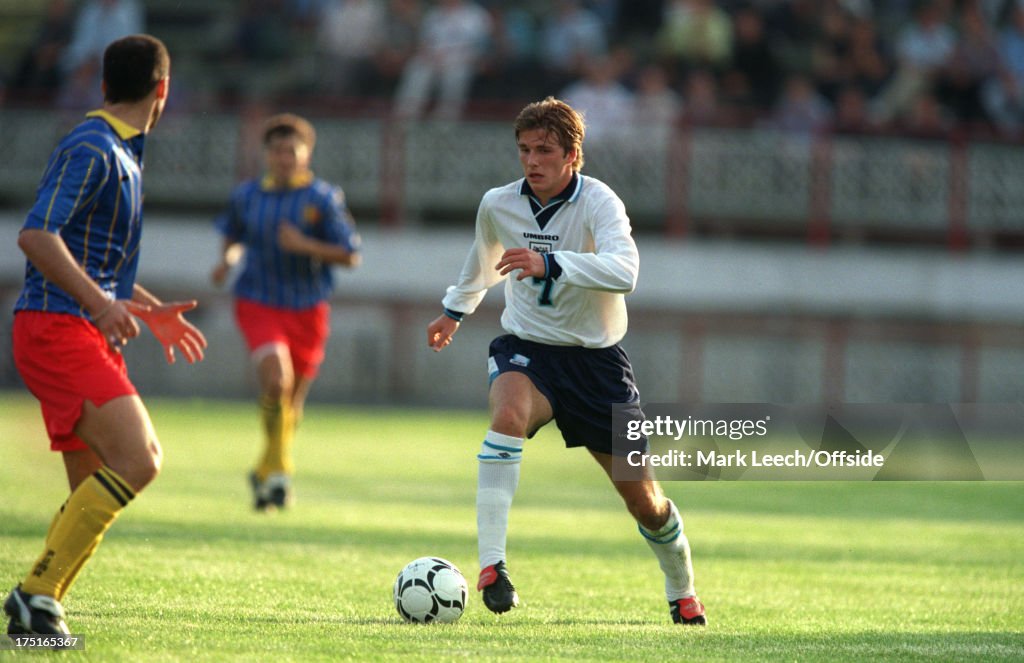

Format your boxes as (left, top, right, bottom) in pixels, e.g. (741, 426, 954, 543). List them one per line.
(632, 63, 684, 144)
(832, 84, 878, 134)
(983, 0, 1024, 134)
(843, 16, 892, 98)
(588, 0, 621, 30)
(682, 68, 727, 126)
(60, 0, 143, 109)
(393, 0, 492, 120)
(214, 0, 299, 102)
(719, 68, 759, 119)
(559, 53, 635, 144)
(972, 0, 1008, 28)
(727, 4, 783, 110)
(765, 0, 821, 74)
(657, 0, 734, 76)
(897, 89, 954, 138)
(873, 0, 919, 41)
(936, 1, 1004, 125)
(234, 0, 294, 63)
(634, 63, 684, 128)
(9, 0, 75, 104)
(285, 0, 331, 31)
(770, 73, 834, 134)
(316, 0, 386, 97)
(539, 0, 609, 94)
(837, 0, 873, 20)
(811, 0, 855, 103)
(871, 0, 956, 124)
(473, 6, 541, 102)
(614, 0, 666, 53)
(56, 57, 104, 111)
(364, 0, 421, 99)
(895, 90, 953, 198)
(63, 0, 143, 75)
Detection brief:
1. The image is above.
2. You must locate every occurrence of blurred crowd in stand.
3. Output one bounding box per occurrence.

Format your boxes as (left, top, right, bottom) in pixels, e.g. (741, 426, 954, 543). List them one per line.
(6, 0, 1024, 138)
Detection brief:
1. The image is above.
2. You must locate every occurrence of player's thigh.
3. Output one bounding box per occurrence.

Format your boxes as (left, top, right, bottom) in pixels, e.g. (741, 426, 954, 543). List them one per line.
(74, 394, 161, 491)
(488, 371, 553, 437)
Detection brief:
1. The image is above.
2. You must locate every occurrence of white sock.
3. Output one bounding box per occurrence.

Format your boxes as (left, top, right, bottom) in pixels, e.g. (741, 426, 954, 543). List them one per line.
(639, 499, 696, 601)
(477, 430, 523, 569)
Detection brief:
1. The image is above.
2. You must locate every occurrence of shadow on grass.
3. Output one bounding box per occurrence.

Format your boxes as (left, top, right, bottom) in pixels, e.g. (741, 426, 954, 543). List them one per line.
(335, 627, 1024, 661)
(63, 609, 1024, 661)
(5, 510, 1007, 568)
(294, 470, 1024, 524)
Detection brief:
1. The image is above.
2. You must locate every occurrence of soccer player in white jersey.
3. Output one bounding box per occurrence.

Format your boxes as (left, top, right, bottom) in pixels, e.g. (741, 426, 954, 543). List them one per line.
(426, 97, 706, 625)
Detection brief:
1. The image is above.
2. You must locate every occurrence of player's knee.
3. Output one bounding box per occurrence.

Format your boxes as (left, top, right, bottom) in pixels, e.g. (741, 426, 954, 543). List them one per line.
(259, 355, 294, 402)
(113, 438, 162, 492)
(147, 438, 164, 479)
(135, 456, 161, 490)
(262, 378, 292, 402)
(134, 454, 161, 492)
(489, 405, 531, 438)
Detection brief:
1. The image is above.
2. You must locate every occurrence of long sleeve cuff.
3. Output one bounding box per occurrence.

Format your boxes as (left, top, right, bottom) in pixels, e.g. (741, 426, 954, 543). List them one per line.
(544, 253, 563, 281)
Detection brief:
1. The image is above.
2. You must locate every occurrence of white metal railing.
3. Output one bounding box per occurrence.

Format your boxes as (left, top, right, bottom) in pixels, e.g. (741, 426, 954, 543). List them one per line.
(3, 109, 1024, 244)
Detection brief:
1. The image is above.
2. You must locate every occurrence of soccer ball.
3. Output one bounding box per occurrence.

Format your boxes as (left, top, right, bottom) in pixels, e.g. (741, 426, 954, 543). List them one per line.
(393, 557, 468, 623)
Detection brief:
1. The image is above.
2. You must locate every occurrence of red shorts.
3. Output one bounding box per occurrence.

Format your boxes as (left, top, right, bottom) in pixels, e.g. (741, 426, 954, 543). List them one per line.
(234, 298, 330, 379)
(12, 311, 137, 452)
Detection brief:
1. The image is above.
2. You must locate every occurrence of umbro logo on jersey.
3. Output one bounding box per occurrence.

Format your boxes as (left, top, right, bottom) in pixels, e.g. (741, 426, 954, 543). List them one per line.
(523, 232, 559, 241)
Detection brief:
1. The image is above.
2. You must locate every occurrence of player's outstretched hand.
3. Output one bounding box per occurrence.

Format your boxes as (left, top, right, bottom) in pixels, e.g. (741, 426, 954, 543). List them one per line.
(496, 248, 546, 280)
(126, 300, 208, 365)
(427, 315, 459, 352)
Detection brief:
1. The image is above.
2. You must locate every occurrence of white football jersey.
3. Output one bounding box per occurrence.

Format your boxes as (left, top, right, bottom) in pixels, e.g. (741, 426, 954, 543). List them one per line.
(442, 174, 639, 348)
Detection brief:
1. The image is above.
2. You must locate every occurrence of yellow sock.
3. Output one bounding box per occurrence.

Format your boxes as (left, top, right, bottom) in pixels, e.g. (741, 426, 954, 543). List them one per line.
(22, 466, 135, 598)
(45, 500, 67, 540)
(256, 397, 295, 480)
(56, 539, 100, 602)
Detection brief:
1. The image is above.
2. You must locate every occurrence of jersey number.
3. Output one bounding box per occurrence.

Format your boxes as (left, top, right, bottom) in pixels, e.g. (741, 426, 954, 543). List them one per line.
(533, 277, 555, 306)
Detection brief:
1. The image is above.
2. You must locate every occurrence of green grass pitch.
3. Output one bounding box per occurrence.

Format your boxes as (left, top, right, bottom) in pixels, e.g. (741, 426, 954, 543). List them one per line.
(1, 393, 1022, 661)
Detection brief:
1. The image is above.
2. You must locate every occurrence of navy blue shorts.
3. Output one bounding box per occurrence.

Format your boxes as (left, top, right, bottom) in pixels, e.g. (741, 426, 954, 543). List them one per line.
(487, 334, 646, 456)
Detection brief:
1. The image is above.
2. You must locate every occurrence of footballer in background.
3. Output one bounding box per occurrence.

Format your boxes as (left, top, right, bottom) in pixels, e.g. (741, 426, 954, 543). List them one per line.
(211, 113, 361, 511)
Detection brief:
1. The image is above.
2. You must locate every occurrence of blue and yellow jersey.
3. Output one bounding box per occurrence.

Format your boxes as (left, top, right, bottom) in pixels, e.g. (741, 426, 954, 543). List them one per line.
(216, 172, 360, 310)
(15, 110, 146, 317)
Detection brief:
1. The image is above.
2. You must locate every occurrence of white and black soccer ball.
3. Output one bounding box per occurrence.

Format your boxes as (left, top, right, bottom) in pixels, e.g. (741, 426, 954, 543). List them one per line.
(393, 557, 468, 623)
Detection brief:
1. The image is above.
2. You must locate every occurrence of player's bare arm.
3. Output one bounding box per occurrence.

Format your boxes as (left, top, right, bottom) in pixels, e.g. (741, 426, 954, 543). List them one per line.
(211, 239, 243, 286)
(17, 228, 140, 345)
(427, 315, 460, 352)
(496, 248, 546, 280)
(278, 221, 361, 267)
